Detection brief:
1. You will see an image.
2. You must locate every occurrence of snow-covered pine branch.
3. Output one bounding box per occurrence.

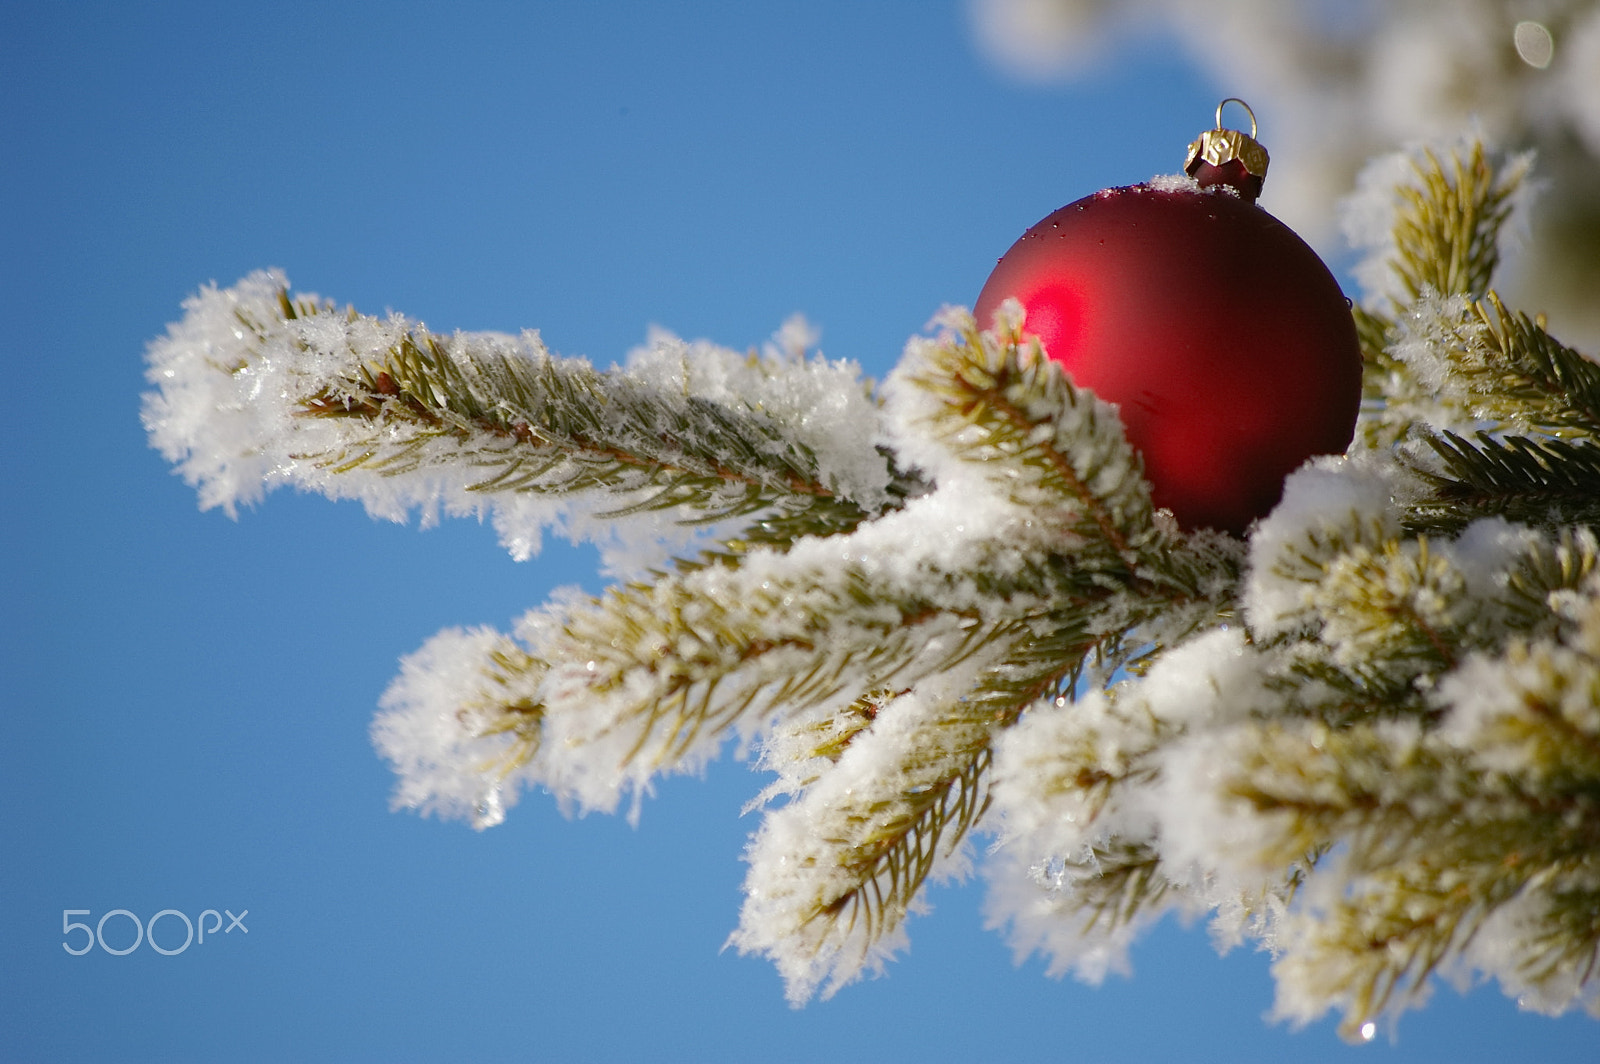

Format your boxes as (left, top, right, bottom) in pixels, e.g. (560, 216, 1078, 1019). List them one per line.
(731, 598, 1195, 1004)
(372, 626, 547, 829)
(731, 669, 1008, 1004)
(532, 517, 1050, 815)
(1346, 140, 1600, 538)
(719, 317, 1238, 1001)
(1344, 139, 1533, 309)
(987, 627, 1292, 984)
(986, 138, 1600, 1039)
(142, 270, 900, 568)
(1346, 139, 1536, 449)
(375, 300, 1235, 994)
(145, 133, 1600, 1040)
(884, 303, 1154, 563)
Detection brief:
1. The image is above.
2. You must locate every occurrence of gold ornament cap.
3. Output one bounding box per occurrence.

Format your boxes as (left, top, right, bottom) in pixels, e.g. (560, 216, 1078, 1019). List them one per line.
(1184, 98, 1269, 202)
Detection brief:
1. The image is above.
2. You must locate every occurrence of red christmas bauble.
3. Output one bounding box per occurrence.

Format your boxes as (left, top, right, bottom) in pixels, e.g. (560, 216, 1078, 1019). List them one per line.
(973, 116, 1361, 535)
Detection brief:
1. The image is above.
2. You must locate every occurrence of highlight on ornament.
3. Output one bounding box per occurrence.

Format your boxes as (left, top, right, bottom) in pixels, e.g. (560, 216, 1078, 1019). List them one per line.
(143, 99, 1600, 1041)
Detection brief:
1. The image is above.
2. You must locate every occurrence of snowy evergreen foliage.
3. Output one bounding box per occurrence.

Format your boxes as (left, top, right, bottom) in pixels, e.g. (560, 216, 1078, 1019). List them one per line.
(145, 138, 1600, 1039)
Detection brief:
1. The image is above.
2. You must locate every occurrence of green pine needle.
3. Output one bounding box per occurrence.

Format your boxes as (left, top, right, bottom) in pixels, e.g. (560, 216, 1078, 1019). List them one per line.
(265, 284, 902, 537)
(1389, 142, 1525, 302)
(897, 314, 1153, 565)
(1410, 431, 1600, 532)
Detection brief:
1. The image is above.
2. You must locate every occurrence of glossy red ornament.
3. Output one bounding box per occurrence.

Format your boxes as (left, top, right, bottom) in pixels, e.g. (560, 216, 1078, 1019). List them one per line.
(973, 103, 1361, 534)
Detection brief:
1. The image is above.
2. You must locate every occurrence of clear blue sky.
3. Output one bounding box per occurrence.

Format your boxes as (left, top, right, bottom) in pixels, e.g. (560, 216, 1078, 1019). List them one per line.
(4, 3, 1595, 1061)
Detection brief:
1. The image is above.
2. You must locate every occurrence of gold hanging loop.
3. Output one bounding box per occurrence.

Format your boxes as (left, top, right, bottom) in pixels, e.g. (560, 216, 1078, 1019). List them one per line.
(1184, 98, 1269, 200)
(1215, 98, 1258, 138)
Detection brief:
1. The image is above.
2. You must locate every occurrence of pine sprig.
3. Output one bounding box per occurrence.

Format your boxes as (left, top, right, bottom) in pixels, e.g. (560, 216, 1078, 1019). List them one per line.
(888, 305, 1238, 621)
(811, 717, 993, 943)
(145, 132, 1600, 1034)
(467, 643, 549, 770)
(1500, 528, 1600, 634)
(1206, 530, 1600, 1034)
(797, 613, 1110, 944)
(1383, 293, 1600, 441)
(774, 689, 892, 772)
(286, 292, 890, 527)
(144, 270, 901, 563)
(676, 467, 923, 572)
(982, 659, 1202, 984)
(1409, 431, 1600, 533)
(1259, 512, 1600, 723)
(543, 554, 1035, 786)
(1068, 841, 1172, 934)
(732, 612, 1098, 1002)
(1352, 142, 1533, 447)
(1229, 716, 1600, 1037)
(891, 307, 1152, 564)
(1455, 294, 1600, 436)
(1388, 142, 1527, 303)
(723, 311, 1241, 998)
(1311, 537, 1468, 672)
(370, 626, 551, 829)
(1282, 860, 1524, 1040)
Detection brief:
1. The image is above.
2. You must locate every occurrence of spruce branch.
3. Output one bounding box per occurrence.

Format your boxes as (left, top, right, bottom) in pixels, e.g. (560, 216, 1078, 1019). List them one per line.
(802, 724, 993, 951)
(799, 613, 1120, 930)
(1061, 841, 1172, 935)
(1350, 140, 1535, 447)
(733, 616, 1093, 1003)
(1386, 141, 1529, 304)
(674, 465, 923, 573)
(991, 496, 1600, 1004)
(1227, 715, 1600, 1038)
(984, 630, 1275, 982)
(144, 126, 1600, 1034)
(370, 626, 550, 829)
(1382, 293, 1600, 443)
(1460, 294, 1600, 436)
(888, 304, 1153, 567)
(886, 302, 1240, 629)
(723, 316, 1242, 997)
(1269, 653, 1433, 731)
(764, 689, 894, 781)
(1255, 486, 1600, 723)
(538, 547, 1040, 809)
(1201, 578, 1600, 1034)
(1310, 536, 1467, 673)
(1408, 431, 1600, 533)
(144, 271, 900, 563)
(285, 288, 889, 525)
(1499, 528, 1600, 636)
